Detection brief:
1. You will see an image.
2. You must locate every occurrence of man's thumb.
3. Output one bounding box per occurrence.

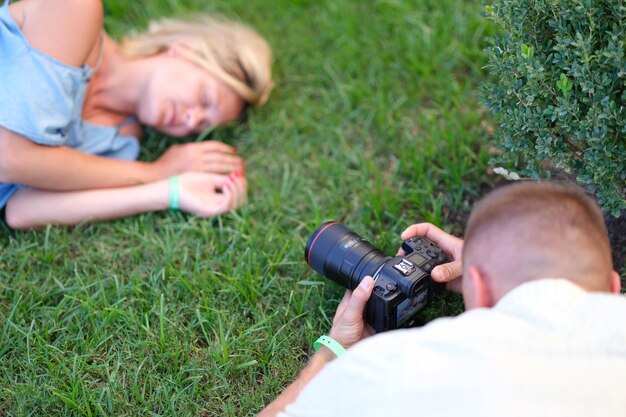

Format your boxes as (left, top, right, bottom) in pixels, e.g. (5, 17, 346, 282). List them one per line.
(432, 260, 462, 282)
(352, 276, 374, 304)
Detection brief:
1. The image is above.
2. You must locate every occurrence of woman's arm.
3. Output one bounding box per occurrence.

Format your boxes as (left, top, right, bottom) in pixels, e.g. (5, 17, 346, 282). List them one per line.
(0, 129, 246, 191)
(4, 171, 247, 229)
(0, 128, 162, 190)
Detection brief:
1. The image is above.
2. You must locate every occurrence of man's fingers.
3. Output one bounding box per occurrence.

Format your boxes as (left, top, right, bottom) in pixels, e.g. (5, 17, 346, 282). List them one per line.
(333, 290, 352, 323)
(400, 222, 463, 259)
(431, 260, 463, 282)
(399, 224, 463, 282)
(401, 223, 448, 245)
(342, 276, 374, 322)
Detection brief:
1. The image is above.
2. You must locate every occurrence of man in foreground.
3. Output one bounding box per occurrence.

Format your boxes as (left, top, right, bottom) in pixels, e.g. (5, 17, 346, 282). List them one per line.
(259, 181, 625, 417)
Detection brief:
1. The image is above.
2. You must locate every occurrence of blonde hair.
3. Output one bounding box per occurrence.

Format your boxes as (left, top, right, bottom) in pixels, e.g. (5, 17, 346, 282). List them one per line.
(120, 15, 274, 107)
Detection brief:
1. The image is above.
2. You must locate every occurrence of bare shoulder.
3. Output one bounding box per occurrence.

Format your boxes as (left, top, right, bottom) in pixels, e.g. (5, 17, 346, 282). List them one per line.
(10, 0, 104, 67)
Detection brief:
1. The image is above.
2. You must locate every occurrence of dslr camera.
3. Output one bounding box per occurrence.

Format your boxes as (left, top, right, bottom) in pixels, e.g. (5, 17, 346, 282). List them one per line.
(305, 222, 448, 332)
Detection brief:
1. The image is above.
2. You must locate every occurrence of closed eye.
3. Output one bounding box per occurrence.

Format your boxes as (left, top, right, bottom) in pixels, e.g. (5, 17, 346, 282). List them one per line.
(201, 93, 209, 107)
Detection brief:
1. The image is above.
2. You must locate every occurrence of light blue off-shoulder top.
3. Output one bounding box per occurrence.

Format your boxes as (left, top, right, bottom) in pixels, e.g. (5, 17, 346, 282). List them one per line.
(0, 0, 140, 208)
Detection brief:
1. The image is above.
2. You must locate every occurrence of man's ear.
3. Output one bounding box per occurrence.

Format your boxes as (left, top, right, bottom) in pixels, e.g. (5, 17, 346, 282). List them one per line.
(610, 271, 622, 294)
(464, 266, 494, 309)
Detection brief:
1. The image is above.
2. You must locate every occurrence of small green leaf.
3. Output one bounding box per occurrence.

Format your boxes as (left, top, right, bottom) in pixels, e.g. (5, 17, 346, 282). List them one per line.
(521, 43, 534, 59)
(556, 74, 573, 95)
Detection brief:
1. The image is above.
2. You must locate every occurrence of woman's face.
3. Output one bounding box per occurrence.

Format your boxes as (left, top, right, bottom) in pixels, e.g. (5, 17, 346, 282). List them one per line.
(139, 48, 246, 137)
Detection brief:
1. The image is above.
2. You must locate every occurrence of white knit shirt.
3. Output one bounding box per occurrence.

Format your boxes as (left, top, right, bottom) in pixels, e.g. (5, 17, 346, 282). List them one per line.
(279, 279, 626, 417)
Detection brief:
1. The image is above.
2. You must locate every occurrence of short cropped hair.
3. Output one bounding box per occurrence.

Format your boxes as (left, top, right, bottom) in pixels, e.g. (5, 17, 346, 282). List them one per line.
(120, 15, 274, 107)
(463, 181, 613, 292)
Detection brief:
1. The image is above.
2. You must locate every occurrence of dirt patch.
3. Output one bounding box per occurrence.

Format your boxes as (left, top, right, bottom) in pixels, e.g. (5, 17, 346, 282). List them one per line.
(605, 212, 626, 285)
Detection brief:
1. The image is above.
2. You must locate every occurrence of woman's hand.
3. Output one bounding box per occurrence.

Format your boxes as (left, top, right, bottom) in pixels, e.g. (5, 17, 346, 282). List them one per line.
(179, 171, 247, 217)
(155, 141, 245, 177)
(399, 223, 464, 293)
(328, 276, 376, 349)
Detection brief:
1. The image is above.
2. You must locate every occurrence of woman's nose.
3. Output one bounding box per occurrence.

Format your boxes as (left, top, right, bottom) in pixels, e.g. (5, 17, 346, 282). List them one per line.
(184, 107, 209, 130)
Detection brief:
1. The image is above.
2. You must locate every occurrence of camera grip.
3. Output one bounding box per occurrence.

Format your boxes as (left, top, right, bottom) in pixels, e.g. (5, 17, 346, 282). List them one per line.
(366, 288, 397, 333)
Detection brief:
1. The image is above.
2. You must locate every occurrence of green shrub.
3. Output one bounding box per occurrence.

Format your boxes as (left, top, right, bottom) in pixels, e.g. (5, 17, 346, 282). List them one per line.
(483, 0, 626, 216)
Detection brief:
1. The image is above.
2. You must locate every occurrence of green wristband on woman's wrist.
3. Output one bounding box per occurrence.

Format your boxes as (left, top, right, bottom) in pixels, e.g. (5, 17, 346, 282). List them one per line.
(169, 176, 180, 211)
(313, 335, 346, 358)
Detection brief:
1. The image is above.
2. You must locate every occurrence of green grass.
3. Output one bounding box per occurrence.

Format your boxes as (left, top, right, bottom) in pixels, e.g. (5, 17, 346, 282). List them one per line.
(0, 0, 497, 415)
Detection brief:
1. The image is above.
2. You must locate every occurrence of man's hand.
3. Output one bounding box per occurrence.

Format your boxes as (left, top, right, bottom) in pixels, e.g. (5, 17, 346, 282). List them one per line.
(328, 276, 376, 349)
(257, 277, 375, 417)
(399, 223, 464, 293)
(154, 141, 245, 177)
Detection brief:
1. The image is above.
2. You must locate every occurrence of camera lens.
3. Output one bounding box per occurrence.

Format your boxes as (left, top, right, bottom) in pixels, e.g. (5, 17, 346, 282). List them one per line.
(305, 222, 390, 290)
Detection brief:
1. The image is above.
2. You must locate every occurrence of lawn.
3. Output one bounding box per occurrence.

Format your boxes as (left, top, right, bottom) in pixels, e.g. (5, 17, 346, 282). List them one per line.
(2, 0, 504, 415)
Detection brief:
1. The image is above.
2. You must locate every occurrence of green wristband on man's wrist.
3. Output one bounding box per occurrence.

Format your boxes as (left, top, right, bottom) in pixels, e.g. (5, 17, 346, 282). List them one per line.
(169, 176, 180, 211)
(313, 335, 346, 358)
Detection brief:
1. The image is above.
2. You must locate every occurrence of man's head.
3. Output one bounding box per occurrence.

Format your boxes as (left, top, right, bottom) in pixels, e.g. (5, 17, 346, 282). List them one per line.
(461, 181, 620, 309)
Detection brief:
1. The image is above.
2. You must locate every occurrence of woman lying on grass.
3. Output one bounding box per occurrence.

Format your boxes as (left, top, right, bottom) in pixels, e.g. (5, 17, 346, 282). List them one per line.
(0, 0, 273, 229)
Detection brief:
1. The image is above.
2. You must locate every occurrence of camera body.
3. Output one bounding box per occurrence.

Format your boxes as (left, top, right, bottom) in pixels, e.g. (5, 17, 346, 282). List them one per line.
(305, 222, 448, 332)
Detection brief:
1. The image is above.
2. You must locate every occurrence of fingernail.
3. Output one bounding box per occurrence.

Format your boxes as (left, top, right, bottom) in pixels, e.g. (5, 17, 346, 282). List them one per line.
(361, 276, 374, 291)
(431, 266, 444, 281)
(233, 171, 244, 178)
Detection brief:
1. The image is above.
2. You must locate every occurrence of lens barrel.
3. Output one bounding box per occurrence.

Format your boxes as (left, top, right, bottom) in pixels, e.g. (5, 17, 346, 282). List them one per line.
(305, 222, 389, 290)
